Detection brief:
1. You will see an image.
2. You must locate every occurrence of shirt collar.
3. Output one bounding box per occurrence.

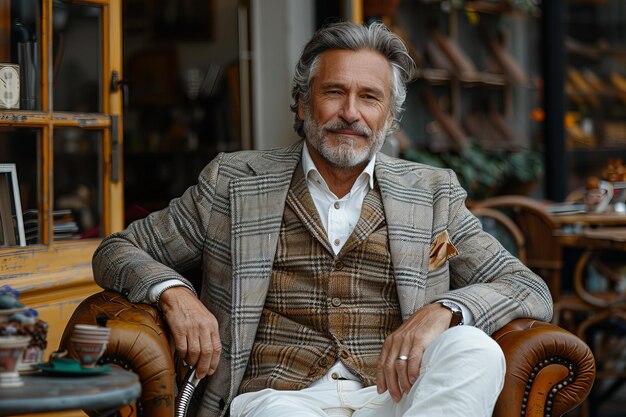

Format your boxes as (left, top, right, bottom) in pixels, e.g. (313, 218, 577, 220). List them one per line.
(302, 143, 376, 191)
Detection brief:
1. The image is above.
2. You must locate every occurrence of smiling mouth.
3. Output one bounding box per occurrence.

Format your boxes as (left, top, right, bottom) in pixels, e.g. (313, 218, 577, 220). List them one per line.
(329, 129, 364, 137)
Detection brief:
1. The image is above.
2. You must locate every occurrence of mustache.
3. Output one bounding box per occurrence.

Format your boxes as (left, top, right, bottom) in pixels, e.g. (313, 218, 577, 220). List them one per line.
(323, 120, 372, 137)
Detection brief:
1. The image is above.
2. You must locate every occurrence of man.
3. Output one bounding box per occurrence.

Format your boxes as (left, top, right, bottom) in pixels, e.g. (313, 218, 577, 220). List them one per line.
(93, 22, 552, 417)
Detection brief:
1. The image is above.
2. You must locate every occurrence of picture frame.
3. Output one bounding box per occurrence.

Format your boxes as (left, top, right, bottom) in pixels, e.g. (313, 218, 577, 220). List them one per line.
(0, 164, 26, 246)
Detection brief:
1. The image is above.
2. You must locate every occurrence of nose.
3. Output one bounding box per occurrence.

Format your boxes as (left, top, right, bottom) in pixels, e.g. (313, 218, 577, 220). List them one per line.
(339, 95, 359, 124)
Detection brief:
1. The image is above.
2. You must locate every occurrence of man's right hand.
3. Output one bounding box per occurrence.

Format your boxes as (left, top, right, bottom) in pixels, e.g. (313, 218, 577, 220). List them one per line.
(159, 286, 222, 379)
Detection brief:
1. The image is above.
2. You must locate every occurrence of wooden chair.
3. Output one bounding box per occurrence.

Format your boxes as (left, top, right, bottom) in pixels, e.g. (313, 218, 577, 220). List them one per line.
(472, 195, 563, 301)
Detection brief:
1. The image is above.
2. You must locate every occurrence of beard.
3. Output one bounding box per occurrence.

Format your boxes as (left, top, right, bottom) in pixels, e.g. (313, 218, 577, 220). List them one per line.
(303, 108, 390, 169)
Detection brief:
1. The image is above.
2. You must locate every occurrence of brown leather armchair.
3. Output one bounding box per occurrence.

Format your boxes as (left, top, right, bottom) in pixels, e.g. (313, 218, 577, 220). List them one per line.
(60, 290, 596, 417)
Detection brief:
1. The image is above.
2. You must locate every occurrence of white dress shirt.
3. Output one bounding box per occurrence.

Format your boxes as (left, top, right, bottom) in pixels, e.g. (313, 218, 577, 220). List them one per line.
(301, 144, 375, 255)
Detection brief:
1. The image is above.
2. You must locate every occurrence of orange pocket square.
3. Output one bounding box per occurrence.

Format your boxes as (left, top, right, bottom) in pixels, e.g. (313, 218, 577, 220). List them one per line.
(428, 230, 458, 272)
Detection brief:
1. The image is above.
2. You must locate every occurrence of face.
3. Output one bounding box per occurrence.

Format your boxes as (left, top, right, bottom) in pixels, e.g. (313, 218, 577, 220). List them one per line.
(299, 49, 394, 170)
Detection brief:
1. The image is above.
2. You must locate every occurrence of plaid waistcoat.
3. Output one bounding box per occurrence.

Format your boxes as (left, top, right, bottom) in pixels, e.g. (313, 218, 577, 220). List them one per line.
(239, 165, 403, 393)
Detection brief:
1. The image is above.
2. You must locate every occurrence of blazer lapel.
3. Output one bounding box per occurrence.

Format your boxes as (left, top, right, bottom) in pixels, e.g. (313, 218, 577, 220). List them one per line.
(228, 141, 302, 386)
(375, 153, 434, 321)
(285, 162, 334, 254)
(340, 185, 386, 255)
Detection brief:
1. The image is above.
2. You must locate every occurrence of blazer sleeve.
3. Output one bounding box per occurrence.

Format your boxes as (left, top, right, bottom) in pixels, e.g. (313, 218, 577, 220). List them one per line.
(92, 153, 224, 303)
(431, 170, 553, 335)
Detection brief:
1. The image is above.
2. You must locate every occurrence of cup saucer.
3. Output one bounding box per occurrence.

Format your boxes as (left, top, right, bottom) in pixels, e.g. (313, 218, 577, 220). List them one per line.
(34, 358, 112, 376)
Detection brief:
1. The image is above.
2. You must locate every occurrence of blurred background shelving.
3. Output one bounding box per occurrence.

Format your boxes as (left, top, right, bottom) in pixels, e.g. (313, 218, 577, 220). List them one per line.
(563, 0, 626, 193)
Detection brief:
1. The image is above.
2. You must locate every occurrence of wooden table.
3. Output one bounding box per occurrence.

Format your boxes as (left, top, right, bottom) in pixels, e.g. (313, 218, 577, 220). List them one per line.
(0, 366, 141, 416)
(550, 211, 626, 227)
(551, 209, 626, 249)
(575, 227, 626, 249)
(556, 226, 626, 308)
(557, 226, 626, 250)
(553, 226, 626, 417)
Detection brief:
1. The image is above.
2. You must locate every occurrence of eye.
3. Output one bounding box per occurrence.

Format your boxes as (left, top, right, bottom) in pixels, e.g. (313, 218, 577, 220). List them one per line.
(362, 94, 381, 102)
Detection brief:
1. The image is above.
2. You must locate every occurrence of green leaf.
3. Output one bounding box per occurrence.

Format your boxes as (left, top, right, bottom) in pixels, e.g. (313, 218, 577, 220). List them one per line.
(401, 140, 544, 200)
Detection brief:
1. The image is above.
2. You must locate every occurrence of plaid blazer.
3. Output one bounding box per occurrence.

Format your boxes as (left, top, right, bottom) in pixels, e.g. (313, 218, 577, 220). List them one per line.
(93, 141, 553, 417)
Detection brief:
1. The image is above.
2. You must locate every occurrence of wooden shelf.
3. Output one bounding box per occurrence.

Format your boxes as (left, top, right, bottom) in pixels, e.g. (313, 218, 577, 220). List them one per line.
(419, 68, 508, 87)
(0, 111, 111, 128)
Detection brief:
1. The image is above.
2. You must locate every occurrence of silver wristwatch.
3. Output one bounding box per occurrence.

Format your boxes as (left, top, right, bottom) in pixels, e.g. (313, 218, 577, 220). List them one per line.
(439, 300, 464, 327)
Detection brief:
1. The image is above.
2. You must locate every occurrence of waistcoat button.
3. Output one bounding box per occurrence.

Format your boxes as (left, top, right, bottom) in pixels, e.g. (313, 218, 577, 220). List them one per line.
(331, 297, 342, 307)
(334, 260, 344, 270)
(319, 357, 329, 366)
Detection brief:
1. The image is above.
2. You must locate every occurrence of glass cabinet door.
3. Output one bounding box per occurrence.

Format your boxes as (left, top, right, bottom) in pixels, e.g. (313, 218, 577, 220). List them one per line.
(0, 0, 122, 252)
(0, 0, 123, 368)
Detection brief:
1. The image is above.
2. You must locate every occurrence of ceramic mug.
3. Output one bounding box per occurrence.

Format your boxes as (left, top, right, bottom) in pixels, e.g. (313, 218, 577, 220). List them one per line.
(0, 336, 31, 387)
(70, 337, 107, 368)
(72, 324, 111, 336)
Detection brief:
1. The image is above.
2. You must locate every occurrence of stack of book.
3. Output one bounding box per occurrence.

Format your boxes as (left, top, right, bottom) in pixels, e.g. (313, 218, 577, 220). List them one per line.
(22, 209, 39, 245)
(53, 209, 80, 240)
(22, 209, 80, 244)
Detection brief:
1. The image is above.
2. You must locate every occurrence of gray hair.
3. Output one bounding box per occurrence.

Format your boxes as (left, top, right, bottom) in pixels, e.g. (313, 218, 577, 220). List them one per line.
(291, 21, 416, 137)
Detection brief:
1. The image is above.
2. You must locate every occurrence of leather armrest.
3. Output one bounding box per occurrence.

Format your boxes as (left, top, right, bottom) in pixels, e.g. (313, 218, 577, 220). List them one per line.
(492, 318, 596, 417)
(60, 290, 175, 417)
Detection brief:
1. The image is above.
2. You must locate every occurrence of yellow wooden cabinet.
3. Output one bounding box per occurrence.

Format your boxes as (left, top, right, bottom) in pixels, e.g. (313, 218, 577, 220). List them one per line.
(0, 3, 123, 415)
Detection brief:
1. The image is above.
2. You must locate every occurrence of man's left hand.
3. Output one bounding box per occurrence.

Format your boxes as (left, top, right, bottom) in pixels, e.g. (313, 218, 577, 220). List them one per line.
(376, 303, 453, 402)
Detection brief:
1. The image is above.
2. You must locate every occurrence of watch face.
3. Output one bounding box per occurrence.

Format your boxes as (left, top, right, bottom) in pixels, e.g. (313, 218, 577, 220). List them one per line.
(0, 65, 20, 109)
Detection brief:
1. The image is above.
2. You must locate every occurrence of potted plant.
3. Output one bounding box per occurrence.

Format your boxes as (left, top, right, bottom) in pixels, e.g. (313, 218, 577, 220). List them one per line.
(402, 139, 544, 201)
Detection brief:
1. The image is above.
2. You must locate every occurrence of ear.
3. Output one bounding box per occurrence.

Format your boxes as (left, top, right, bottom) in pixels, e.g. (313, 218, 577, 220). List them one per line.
(297, 101, 305, 121)
(385, 112, 394, 129)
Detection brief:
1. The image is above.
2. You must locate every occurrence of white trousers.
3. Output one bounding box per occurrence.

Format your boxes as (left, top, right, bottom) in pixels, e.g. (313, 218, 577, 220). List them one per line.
(230, 326, 506, 417)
